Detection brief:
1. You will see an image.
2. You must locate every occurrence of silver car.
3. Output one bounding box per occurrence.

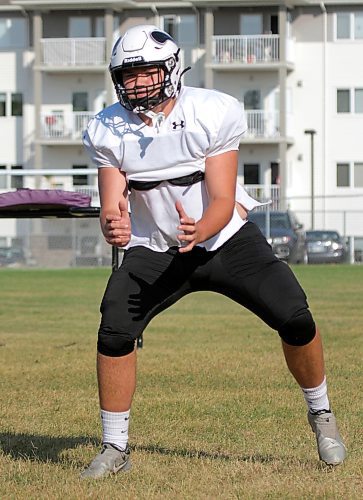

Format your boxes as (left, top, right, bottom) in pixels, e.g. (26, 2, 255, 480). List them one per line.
(306, 230, 347, 264)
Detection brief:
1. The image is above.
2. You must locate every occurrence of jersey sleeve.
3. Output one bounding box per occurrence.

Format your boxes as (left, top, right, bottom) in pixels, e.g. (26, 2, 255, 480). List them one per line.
(206, 98, 247, 158)
(83, 118, 121, 169)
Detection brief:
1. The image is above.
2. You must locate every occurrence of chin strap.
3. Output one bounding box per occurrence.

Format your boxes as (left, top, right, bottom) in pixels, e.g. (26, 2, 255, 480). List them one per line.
(143, 110, 165, 133)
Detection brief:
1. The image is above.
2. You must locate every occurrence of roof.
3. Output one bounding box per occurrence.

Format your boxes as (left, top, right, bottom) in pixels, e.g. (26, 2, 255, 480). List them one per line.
(6, 0, 363, 10)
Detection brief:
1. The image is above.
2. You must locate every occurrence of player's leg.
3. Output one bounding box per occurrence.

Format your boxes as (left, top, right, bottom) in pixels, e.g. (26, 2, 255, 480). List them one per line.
(81, 246, 193, 478)
(97, 349, 136, 412)
(281, 328, 324, 391)
(280, 327, 345, 465)
(210, 222, 346, 465)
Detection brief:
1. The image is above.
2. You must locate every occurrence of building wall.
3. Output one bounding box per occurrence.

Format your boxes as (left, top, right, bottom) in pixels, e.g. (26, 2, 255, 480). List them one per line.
(238, 144, 279, 183)
(0, 48, 34, 166)
(289, 7, 363, 235)
(1, 1, 363, 256)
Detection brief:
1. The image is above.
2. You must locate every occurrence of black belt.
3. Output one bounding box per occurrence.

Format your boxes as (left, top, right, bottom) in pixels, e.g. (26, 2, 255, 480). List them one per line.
(128, 171, 205, 191)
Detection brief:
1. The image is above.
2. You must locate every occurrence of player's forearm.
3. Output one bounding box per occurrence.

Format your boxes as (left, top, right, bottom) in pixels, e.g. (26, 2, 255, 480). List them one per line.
(196, 197, 235, 243)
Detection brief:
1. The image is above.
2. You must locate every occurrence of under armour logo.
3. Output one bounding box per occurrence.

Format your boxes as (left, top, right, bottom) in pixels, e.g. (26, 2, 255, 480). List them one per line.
(172, 121, 185, 130)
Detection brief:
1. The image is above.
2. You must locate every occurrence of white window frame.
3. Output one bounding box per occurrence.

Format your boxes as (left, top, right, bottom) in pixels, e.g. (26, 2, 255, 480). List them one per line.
(336, 88, 351, 114)
(336, 87, 363, 114)
(0, 91, 23, 117)
(336, 161, 363, 188)
(334, 11, 363, 41)
(0, 17, 28, 48)
(336, 162, 351, 188)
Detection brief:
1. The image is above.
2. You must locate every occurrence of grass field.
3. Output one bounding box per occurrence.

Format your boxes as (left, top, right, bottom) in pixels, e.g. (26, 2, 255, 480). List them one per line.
(0, 265, 362, 499)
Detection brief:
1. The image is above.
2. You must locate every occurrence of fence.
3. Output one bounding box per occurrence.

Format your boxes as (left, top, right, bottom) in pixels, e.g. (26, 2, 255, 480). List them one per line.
(0, 216, 114, 269)
(1, 179, 362, 267)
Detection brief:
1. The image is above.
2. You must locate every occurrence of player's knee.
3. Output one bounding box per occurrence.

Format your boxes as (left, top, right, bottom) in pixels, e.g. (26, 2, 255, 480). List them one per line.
(278, 309, 316, 346)
(97, 329, 135, 357)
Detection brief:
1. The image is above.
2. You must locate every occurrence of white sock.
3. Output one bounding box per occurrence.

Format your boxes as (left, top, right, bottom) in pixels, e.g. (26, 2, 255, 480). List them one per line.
(101, 409, 130, 451)
(301, 376, 330, 413)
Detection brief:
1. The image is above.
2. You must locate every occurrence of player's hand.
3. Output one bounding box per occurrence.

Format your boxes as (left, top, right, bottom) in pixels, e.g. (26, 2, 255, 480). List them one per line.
(102, 201, 131, 247)
(175, 201, 198, 253)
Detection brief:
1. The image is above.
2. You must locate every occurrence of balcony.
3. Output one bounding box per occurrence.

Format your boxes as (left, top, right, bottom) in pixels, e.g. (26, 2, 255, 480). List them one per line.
(241, 182, 280, 210)
(211, 35, 294, 69)
(244, 110, 280, 139)
(40, 111, 94, 144)
(39, 38, 107, 70)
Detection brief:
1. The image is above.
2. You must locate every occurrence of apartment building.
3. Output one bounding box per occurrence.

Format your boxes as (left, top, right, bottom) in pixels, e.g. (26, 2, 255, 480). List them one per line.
(0, 0, 362, 264)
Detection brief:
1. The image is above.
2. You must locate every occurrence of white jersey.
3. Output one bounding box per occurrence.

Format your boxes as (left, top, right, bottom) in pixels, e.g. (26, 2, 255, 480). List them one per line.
(83, 86, 264, 251)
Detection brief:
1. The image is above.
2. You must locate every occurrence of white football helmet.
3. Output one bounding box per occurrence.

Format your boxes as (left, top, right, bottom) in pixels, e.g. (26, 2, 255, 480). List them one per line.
(109, 25, 188, 113)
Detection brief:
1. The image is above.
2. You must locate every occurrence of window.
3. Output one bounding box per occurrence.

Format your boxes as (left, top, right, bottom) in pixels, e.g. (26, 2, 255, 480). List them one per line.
(354, 162, 363, 187)
(73, 165, 88, 187)
(336, 12, 363, 40)
(337, 163, 350, 187)
(72, 92, 88, 112)
(177, 15, 197, 45)
(337, 162, 363, 187)
(69, 17, 91, 37)
(270, 15, 279, 35)
(354, 89, 363, 113)
(162, 15, 197, 45)
(0, 92, 23, 117)
(11, 165, 23, 189)
(337, 88, 363, 113)
(95, 17, 104, 37)
(336, 13, 350, 39)
(271, 162, 279, 185)
(0, 165, 7, 189)
(163, 16, 177, 40)
(11, 93, 22, 116)
(355, 12, 363, 39)
(0, 93, 6, 116)
(337, 89, 350, 113)
(240, 14, 263, 35)
(0, 17, 27, 48)
(243, 164, 260, 184)
(243, 90, 261, 110)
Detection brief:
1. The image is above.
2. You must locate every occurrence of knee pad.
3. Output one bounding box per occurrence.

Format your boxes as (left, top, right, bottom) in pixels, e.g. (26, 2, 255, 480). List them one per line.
(278, 309, 316, 346)
(97, 329, 135, 357)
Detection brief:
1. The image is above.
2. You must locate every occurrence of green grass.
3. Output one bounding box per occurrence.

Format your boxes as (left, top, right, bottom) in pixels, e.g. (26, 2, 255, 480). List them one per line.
(0, 265, 362, 499)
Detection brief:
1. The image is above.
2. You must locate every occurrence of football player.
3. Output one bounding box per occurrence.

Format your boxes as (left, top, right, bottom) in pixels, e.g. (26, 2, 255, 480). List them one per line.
(81, 24, 346, 478)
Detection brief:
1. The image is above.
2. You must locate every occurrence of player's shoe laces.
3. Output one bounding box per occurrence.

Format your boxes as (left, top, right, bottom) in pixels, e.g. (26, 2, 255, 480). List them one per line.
(80, 443, 131, 479)
(308, 410, 346, 465)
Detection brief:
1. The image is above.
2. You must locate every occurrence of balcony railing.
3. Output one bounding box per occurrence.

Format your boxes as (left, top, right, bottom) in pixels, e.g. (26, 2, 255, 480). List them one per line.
(213, 35, 289, 64)
(41, 38, 106, 66)
(41, 111, 94, 140)
(241, 182, 280, 210)
(243, 110, 280, 138)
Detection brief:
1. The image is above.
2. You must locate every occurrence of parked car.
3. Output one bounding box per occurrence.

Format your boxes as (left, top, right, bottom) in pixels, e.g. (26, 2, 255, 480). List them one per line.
(0, 247, 25, 267)
(247, 210, 308, 264)
(306, 230, 347, 264)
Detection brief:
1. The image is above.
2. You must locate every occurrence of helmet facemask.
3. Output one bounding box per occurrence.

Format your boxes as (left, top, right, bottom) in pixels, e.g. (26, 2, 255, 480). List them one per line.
(111, 55, 180, 114)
